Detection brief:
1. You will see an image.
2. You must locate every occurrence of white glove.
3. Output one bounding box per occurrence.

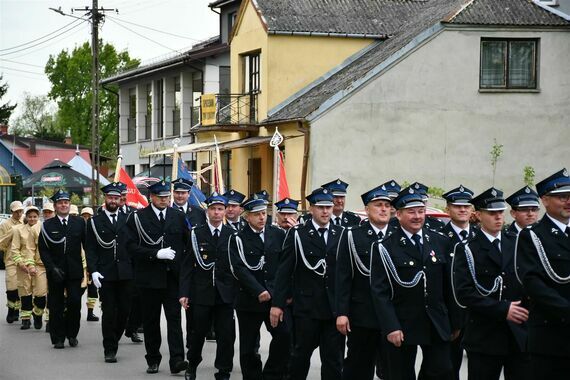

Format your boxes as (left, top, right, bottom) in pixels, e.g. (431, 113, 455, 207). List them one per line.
(156, 247, 176, 260)
(92, 272, 104, 289)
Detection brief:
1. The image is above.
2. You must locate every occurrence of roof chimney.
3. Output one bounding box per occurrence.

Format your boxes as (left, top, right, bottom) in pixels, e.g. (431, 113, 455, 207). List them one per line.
(64, 129, 72, 145)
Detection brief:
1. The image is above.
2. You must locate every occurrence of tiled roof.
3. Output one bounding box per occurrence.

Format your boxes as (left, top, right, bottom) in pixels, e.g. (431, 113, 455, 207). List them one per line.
(448, 0, 569, 25)
(255, 0, 434, 37)
(267, 0, 570, 122)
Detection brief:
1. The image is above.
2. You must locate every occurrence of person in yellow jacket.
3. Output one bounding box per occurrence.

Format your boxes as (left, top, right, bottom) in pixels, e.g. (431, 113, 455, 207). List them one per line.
(11, 206, 46, 330)
(1, 200, 24, 324)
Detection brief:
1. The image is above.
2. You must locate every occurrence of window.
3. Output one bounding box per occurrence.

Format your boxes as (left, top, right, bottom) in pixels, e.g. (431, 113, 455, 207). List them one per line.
(172, 77, 181, 136)
(243, 53, 260, 93)
(145, 84, 152, 140)
(480, 39, 538, 90)
(156, 79, 164, 138)
(128, 88, 136, 142)
(125, 165, 135, 178)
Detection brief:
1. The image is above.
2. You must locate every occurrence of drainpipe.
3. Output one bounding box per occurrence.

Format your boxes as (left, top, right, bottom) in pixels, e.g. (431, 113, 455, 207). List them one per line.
(297, 120, 310, 210)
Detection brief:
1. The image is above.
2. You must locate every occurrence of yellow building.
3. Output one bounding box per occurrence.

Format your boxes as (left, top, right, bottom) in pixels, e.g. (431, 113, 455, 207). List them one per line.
(193, 0, 381, 208)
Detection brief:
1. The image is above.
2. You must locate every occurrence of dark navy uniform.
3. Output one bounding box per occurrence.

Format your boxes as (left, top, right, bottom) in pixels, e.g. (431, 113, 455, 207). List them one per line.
(370, 187, 459, 380)
(441, 184, 476, 380)
(453, 229, 530, 379)
(174, 202, 206, 228)
(38, 190, 86, 348)
(515, 167, 570, 380)
(180, 193, 236, 379)
(336, 219, 394, 380)
(273, 187, 347, 380)
(226, 216, 247, 231)
(85, 190, 134, 361)
(229, 215, 289, 380)
(126, 181, 188, 374)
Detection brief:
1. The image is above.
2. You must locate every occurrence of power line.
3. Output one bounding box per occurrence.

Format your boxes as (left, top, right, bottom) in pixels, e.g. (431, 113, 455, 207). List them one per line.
(0, 59, 45, 69)
(106, 14, 201, 41)
(0, 66, 46, 76)
(9, 23, 91, 61)
(106, 17, 182, 54)
(0, 19, 88, 57)
(0, 18, 81, 52)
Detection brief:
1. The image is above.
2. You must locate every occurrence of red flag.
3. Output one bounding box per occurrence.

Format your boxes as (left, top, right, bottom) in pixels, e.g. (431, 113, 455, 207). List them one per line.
(277, 151, 290, 200)
(118, 167, 149, 208)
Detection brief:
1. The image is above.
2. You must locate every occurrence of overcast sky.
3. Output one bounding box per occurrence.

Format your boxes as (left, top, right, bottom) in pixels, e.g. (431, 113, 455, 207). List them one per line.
(0, 0, 219, 121)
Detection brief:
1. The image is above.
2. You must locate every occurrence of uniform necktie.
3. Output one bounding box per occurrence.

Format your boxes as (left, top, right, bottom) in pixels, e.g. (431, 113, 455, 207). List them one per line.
(318, 227, 327, 244)
(61, 218, 67, 227)
(179, 206, 184, 212)
(159, 211, 165, 224)
(335, 217, 341, 226)
(377, 230, 384, 240)
(412, 234, 423, 256)
(257, 230, 264, 243)
(110, 213, 116, 226)
(460, 230, 468, 241)
(493, 238, 501, 253)
(233, 222, 240, 230)
(565, 226, 570, 237)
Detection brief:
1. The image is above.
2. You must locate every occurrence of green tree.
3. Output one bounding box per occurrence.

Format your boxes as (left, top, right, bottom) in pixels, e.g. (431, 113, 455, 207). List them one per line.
(10, 93, 65, 141)
(45, 41, 139, 156)
(489, 138, 504, 186)
(0, 74, 17, 124)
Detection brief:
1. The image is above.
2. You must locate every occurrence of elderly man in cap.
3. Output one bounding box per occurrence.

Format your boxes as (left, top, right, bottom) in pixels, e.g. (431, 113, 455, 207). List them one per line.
(370, 186, 459, 380)
(1, 200, 24, 323)
(506, 186, 540, 235)
(229, 194, 290, 380)
(172, 178, 207, 228)
(271, 187, 347, 380)
(180, 192, 235, 380)
(39, 189, 86, 349)
(274, 198, 299, 231)
(452, 188, 530, 380)
(127, 180, 188, 374)
(86, 182, 135, 363)
(336, 185, 393, 380)
(440, 185, 475, 380)
(516, 168, 570, 379)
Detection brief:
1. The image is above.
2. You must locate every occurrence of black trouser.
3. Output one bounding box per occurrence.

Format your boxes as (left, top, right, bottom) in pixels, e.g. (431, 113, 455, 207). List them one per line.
(381, 337, 452, 380)
(342, 325, 382, 380)
(139, 281, 184, 369)
(99, 280, 132, 355)
(530, 354, 570, 380)
(450, 330, 464, 380)
(467, 350, 531, 380)
(87, 281, 98, 299)
(125, 286, 142, 334)
(289, 317, 344, 380)
(47, 278, 82, 344)
(236, 309, 291, 380)
(187, 302, 235, 374)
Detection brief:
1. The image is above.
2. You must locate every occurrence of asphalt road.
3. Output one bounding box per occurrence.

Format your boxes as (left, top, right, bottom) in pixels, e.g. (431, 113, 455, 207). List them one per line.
(0, 269, 475, 379)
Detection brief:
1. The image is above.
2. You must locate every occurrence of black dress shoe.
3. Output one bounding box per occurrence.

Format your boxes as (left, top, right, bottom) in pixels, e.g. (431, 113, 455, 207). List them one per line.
(33, 314, 42, 329)
(20, 319, 31, 330)
(214, 372, 230, 380)
(68, 337, 79, 347)
(185, 366, 197, 380)
(54, 341, 65, 349)
(104, 352, 117, 363)
(87, 309, 99, 322)
(170, 360, 188, 374)
(146, 364, 159, 374)
(128, 331, 143, 343)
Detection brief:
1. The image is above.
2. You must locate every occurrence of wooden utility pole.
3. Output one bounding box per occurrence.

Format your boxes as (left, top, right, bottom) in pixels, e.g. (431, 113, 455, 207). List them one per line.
(58, 2, 116, 206)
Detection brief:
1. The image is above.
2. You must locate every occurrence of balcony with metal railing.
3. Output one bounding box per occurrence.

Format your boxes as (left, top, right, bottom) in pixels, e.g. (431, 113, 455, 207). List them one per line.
(191, 92, 260, 132)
